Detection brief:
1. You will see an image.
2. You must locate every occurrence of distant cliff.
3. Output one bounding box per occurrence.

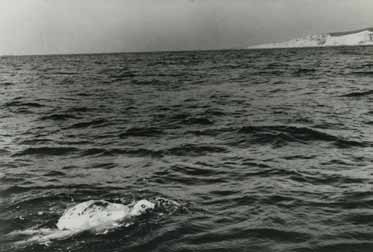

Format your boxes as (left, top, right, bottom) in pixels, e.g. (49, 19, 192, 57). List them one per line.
(249, 28, 373, 49)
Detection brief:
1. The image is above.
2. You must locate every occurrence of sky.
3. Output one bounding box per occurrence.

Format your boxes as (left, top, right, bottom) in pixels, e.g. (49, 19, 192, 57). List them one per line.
(0, 0, 373, 55)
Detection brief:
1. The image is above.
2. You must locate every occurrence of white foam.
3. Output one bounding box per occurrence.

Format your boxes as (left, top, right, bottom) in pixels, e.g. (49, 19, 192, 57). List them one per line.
(129, 199, 155, 216)
(9, 199, 156, 245)
(56, 200, 131, 231)
(10, 228, 79, 246)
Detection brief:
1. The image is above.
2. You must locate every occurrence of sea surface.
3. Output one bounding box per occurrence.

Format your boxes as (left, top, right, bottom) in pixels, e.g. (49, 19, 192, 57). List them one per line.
(1, 47, 373, 252)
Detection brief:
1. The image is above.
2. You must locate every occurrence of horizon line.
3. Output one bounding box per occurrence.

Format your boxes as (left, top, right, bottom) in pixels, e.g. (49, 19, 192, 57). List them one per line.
(0, 47, 248, 57)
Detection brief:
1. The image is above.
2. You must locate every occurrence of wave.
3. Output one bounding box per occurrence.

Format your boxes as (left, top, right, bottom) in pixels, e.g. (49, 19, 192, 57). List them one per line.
(164, 144, 227, 156)
(292, 68, 317, 76)
(153, 163, 228, 185)
(183, 117, 214, 125)
(81, 144, 226, 157)
(237, 125, 366, 147)
(65, 107, 95, 113)
(167, 113, 214, 125)
(3, 100, 45, 108)
(6, 197, 183, 247)
(119, 127, 164, 138)
(13, 147, 79, 156)
(185, 125, 365, 148)
(0, 148, 11, 156)
(66, 119, 108, 129)
(80, 148, 162, 157)
(1, 82, 13, 86)
(132, 79, 168, 85)
(76, 92, 91, 97)
(307, 241, 373, 252)
(51, 71, 77, 75)
(340, 90, 373, 97)
(183, 225, 312, 249)
(350, 71, 373, 76)
(110, 71, 136, 81)
(186, 128, 230, 136)
(284, 169, 367, 187)
(0, 184, 99, 198)
(90, 162, 117, 169)
(43, 171, 66, 177)
(18, 139, 54, 145)
(40, 113, 80, 121)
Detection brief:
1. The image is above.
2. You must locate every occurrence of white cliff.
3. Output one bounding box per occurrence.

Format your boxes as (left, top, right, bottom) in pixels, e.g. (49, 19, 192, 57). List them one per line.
(249, 28, 373, 49)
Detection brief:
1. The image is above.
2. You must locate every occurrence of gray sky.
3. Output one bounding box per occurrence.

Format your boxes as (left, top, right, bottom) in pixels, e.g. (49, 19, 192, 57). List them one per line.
(0, 0, 373, 54)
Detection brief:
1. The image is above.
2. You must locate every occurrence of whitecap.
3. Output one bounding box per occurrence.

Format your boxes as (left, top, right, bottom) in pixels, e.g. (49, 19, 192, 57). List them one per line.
(9, 199, 154, 245)
(9, 197, 183, 246)
(10, 228, 79, 247)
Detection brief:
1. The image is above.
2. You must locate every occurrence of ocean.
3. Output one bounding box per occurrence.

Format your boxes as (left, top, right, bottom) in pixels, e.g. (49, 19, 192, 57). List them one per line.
(1, 47, 373, 252)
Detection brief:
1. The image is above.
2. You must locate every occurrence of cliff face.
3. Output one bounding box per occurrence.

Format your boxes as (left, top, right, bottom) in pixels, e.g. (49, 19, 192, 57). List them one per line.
(249, 28, 373, 49)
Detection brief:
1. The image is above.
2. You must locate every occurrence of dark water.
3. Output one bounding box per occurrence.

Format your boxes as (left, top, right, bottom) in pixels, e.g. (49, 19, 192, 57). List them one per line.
(1, 47, 373, 252)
